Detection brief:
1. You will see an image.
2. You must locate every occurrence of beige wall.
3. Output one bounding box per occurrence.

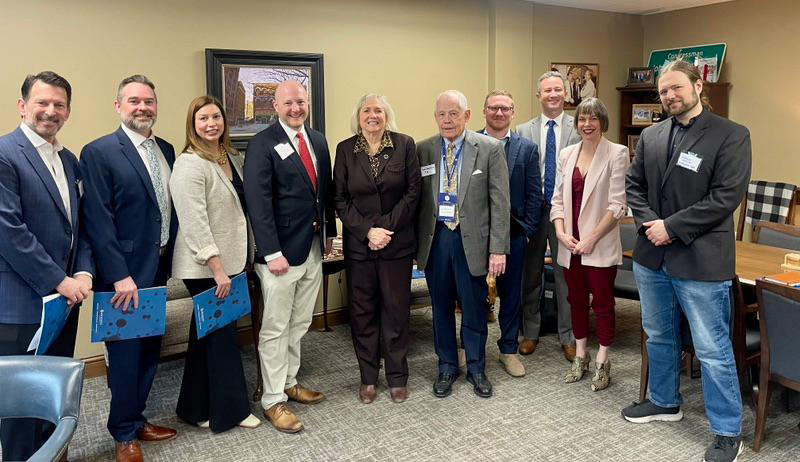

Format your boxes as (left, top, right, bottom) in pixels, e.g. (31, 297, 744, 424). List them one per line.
(643, 0, 800, 185)
(0, 0, 641, 359)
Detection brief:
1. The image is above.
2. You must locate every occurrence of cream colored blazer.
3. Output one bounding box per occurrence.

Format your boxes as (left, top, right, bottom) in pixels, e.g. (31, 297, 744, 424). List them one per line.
(170, 149, 252, 279)
(550, 137, 629, 269)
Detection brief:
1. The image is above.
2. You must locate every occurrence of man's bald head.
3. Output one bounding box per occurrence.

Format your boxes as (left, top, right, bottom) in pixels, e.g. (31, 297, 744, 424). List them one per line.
(273, 80, 309, 129)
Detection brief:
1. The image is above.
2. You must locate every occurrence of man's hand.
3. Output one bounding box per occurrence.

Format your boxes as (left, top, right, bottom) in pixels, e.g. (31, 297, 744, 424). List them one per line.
(56, 276, 90, 307)
(573, 237, 597, 255)
(644, 219, 673, 246)
(267, 256, 290, 276)
(213, 272, 232, 299)
(74, 274, 93, 293)
(367, 227, 393, 250)
(488, 254, 506, 277)
(111, 276, 138, 312)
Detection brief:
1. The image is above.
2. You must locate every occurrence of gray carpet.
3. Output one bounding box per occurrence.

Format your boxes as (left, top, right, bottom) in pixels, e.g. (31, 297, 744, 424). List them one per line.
(60, 300, 800, 460)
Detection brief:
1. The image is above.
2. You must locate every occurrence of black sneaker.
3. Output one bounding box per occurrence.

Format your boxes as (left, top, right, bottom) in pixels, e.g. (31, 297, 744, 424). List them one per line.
(703, 435, 743, 462)
(621, 399, 683, 423)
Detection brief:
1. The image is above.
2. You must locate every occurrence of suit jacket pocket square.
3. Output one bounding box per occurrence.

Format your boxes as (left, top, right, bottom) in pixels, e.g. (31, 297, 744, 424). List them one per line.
(472, 169, 483, 175)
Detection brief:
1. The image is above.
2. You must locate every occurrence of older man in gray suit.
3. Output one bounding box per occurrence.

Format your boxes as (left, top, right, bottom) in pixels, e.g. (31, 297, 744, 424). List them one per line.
(516, 71, 581, 361)
(416, 90, 510, 399)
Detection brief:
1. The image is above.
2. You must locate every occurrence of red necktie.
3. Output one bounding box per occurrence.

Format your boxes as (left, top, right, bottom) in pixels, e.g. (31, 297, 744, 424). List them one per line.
(296, 132, 317, 191)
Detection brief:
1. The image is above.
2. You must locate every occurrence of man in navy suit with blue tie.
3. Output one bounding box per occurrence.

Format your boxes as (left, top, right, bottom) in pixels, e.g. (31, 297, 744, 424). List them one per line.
(478, 90, 541, 377)
(0, 71, 93, 461)
(81, 75, 178, 462)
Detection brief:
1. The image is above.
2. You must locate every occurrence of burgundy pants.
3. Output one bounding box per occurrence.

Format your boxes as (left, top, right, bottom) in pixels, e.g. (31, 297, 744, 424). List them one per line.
(563, 254, 617, 346)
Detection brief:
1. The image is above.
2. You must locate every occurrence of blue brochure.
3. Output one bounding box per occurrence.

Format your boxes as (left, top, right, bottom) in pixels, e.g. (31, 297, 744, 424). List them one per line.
(28, 294, 71, 355)
(193, 273, 251, 340)
(91, 286, 167, 342)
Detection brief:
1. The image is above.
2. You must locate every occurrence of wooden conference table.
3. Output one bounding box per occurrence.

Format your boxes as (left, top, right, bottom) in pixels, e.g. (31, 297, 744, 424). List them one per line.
(623, 241, 792, 286)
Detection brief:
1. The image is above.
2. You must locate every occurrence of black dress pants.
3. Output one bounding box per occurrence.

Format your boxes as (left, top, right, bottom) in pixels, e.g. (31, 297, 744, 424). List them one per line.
(346, 256, 412, 387)
(0, 306, 79, 461)
(175, 278, 250, 433)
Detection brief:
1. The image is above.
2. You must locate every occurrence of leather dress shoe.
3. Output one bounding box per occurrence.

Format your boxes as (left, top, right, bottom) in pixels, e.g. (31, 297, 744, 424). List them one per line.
(264, 402, 303, 433)
(562, 344, 577, 362)
(518, 338, 538, 355)
(115, 441, 143, 462)
(285, 384, 326, 404)
(467, 372, 493, 398)
(486, 309, 497, 323)
(432, 372, 459, 398)
(136, 423, 177, 442)
(359, 384, 377, 404)
(390, 386, 408, 403)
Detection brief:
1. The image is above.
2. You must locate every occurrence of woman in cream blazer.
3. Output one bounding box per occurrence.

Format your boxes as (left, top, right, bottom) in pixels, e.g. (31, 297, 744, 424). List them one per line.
(550, 97, 629, 391)
(170, 96, 259, 432)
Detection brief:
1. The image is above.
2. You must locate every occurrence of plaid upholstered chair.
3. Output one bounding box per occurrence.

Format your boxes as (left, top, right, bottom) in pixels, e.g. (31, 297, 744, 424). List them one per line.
(737, 181, 798, 241)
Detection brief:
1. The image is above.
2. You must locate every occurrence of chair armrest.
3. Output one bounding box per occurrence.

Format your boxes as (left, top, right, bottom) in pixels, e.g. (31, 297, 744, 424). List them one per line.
(28, 417, 77, 462)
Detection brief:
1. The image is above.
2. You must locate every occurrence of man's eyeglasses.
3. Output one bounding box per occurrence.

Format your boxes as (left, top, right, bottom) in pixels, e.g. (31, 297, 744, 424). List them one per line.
(486, 105, 514, 114)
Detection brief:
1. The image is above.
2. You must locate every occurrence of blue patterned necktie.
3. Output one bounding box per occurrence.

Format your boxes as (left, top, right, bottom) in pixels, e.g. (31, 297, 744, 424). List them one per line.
(544, 119, 557, 203)
(142, 139, 168, 245)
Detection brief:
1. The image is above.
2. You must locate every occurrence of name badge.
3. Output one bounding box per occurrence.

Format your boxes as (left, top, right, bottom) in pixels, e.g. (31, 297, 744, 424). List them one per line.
(676, 151, 702, 172)
(421, 164, 436, 177)
(274, 143, 294, 160)
(438, 193, 457, 222)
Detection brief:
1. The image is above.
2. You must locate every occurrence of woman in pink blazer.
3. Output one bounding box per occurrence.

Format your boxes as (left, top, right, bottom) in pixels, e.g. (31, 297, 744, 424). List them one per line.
(550, 97, 629, 391)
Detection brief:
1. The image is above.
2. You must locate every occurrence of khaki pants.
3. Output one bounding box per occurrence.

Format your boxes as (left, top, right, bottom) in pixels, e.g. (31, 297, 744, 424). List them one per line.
(254, 239, 322, 410)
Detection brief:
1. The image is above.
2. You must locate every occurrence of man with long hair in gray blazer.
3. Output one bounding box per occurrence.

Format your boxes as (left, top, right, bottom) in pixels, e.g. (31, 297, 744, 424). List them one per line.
(416, 90, 510, 399)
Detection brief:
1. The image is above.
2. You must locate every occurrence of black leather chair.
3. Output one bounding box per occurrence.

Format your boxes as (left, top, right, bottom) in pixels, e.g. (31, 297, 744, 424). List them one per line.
(753, 280, 800, 452)
(614, 217, 639, 300)
(0, 355, 85, 462)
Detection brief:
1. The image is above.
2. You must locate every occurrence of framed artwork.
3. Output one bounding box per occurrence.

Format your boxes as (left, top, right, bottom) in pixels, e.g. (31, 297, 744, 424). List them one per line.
(627, 134, 640, 157)
(627, 67, 655, 86)
(631, 104, 663, 126)
(205, 49, 325, 147)
(549, 62, 598, 109)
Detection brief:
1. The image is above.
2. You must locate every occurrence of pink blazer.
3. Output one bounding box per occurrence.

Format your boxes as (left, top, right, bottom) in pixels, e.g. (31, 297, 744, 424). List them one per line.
(550, 137, 629, 269)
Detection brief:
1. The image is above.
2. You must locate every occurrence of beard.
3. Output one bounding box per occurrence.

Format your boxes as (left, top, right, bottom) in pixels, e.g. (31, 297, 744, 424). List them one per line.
(123, 112, 156, 132)
(664, 89, 700, 117)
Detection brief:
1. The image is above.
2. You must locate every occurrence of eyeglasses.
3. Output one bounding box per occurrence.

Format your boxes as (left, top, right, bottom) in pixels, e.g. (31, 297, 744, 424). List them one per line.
(486, 105, 514, 114)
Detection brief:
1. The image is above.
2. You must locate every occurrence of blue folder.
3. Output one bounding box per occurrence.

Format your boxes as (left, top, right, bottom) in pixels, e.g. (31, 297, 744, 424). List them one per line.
(192, 272, 251, 340)
(91, 286, 167, 342)
(33, 295, 71, 355)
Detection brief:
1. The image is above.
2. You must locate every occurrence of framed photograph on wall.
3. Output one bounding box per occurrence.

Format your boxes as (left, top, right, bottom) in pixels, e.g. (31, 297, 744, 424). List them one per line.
(549, 62, 598, 109)
(627, 134, 640, 157)
(627, 67, 655, 86)
(631, 104, 662, 126)
(205, 49, 325, 148)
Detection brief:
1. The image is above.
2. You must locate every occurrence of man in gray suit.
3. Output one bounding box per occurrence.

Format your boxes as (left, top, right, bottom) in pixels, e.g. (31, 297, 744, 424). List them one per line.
(622, 60, 751, 462)
(416, 90, 510, 398)
(516, 71, 581, 360)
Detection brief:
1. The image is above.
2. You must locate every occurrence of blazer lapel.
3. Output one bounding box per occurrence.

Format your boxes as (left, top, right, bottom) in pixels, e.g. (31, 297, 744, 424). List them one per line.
(15, 130, 69, 222)
(116, 128, 159, 207)
(457, 132, 479, 210)
(429, 136, 442, 207)
(211, 161, 239, 200)
(274, 123, 316, 197)
(661, 116, 708, 188)
(506, 134, 521, 178)
(580, 138, 611, 211)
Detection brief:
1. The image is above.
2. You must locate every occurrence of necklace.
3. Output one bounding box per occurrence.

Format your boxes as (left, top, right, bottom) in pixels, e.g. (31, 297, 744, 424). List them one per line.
(216, 145, 228, 165)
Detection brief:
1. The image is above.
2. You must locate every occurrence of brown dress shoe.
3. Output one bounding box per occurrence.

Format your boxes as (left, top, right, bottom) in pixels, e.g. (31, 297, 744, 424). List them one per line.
(115, 441, 143, 462)
(486, 309, 497, 323)
(359, 384, 377, 404)
(518, 338, 538, 355)
(264, 402, 303, 433)
(285, 384, 325, 405)
(562, 344, 577, 362)
(389, 387, 408, 403)
(136, 422, 177, 442)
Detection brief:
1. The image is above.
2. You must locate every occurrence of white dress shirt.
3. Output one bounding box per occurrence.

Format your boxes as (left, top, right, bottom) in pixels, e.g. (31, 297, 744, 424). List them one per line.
(120, 123, 172, 246)
(538, 111, 566, 192)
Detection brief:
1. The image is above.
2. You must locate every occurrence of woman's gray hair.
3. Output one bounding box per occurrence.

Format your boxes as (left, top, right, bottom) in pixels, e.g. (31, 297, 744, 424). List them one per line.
(435, 90, 469, 112)
(573, 97, 610, 132)
(350, 93, 398, 135)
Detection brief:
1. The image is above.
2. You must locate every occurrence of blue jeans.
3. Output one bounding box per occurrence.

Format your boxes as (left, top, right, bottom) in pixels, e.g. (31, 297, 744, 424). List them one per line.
(633, 262, 742, 437)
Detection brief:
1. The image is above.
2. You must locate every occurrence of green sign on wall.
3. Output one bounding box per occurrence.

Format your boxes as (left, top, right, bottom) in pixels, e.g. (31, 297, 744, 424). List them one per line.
(648, 42, 726, 78)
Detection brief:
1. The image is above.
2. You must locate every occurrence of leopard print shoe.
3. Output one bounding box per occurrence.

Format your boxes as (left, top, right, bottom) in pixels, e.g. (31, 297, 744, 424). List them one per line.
(591, 359, 611, 391)
(564, 352, 591, 383)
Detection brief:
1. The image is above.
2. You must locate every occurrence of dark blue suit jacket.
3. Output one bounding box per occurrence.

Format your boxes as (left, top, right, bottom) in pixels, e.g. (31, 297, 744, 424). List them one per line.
(80, 127, 177, 291)
(0, 127, 93, 324)
(244, 122, 336, 266)
(481, 130, 542, 238)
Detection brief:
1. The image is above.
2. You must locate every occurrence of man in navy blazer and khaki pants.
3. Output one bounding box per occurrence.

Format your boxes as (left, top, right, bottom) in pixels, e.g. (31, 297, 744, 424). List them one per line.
(244, 80, 336, 434)
(477, 89, 541, 378)
(0, 71, 93, 461)
(81, 75, 178, 462)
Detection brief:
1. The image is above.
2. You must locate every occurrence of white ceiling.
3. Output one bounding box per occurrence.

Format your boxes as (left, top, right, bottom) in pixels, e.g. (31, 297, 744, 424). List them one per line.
(527, 0, 735, 15)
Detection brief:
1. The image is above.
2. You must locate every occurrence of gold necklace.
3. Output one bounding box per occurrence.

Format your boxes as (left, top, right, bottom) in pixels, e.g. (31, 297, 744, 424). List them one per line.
(216, 145, 228, 165)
